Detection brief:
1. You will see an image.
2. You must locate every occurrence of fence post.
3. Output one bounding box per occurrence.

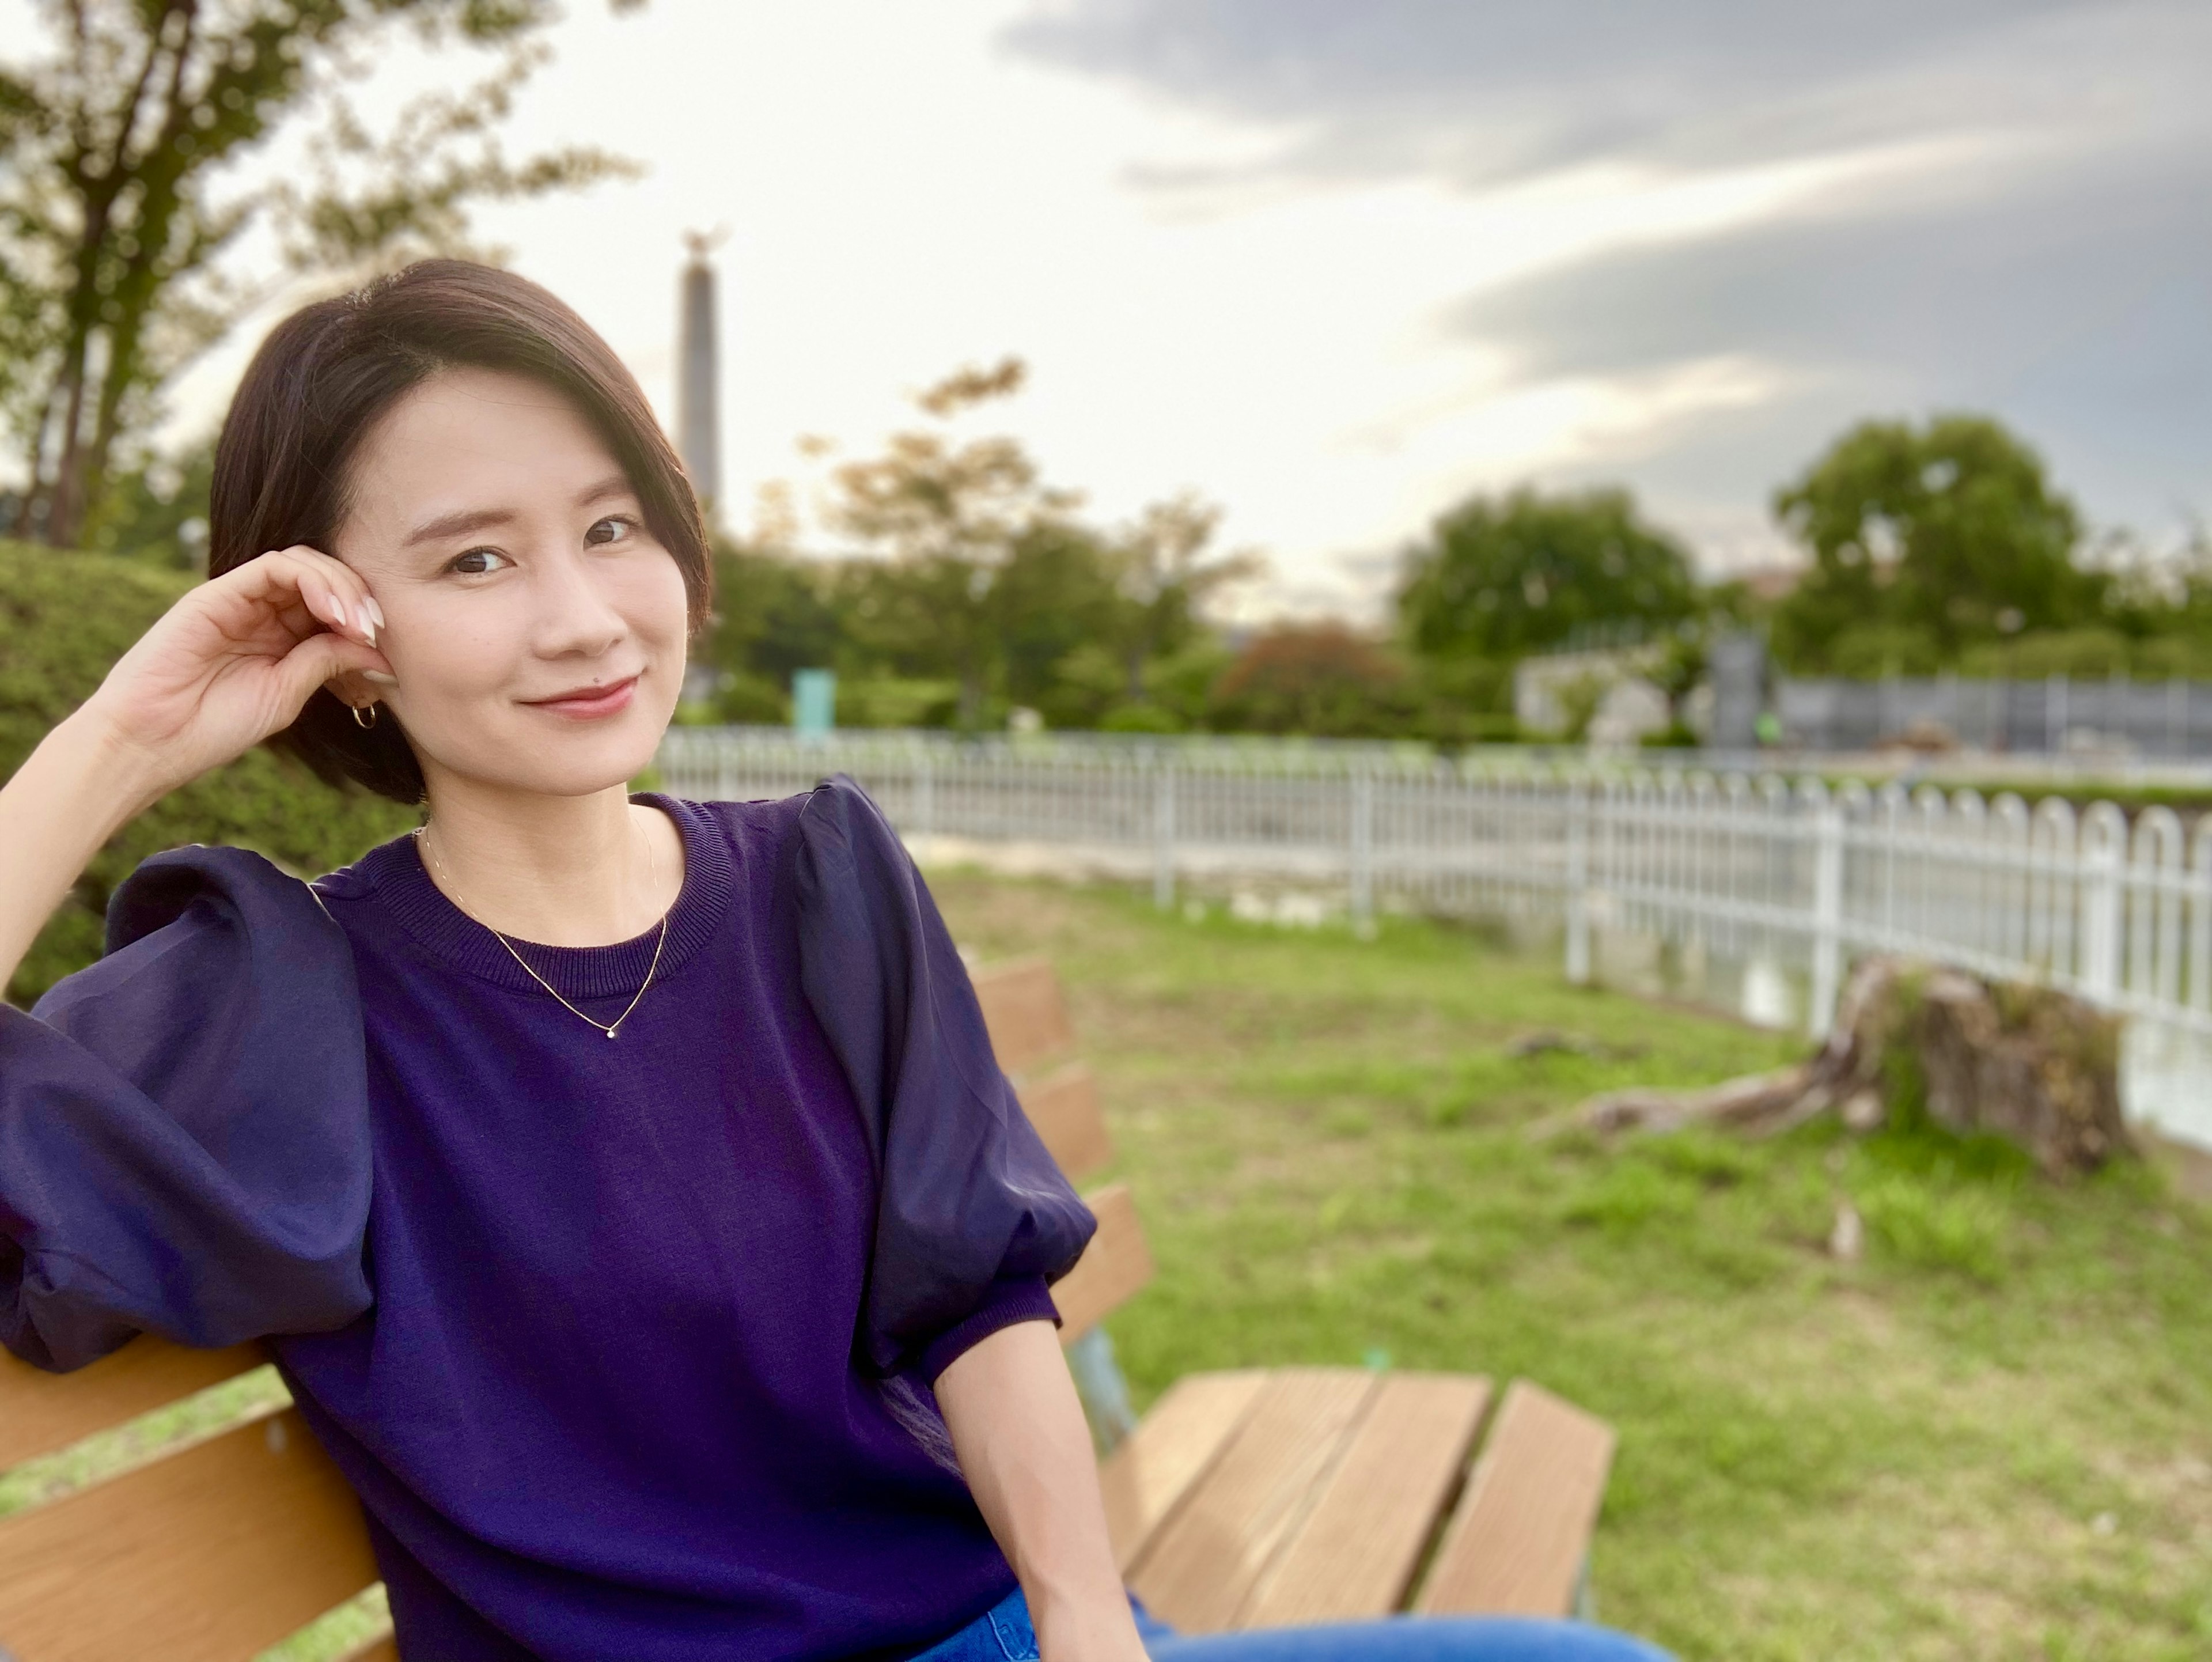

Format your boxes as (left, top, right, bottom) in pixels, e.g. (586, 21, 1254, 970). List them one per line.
(1809, 798, 1845, 1038)
(1350, 772, 1376, 939)
(1565, 780, 1592, 985)
(2081, 807, 2123, 1002)
(914, 748, 935, 843)
(1152, 759, 1177, 911)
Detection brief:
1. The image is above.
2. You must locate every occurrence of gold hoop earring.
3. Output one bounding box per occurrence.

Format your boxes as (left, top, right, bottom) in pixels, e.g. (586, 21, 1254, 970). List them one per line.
(353, 702, 379, 730)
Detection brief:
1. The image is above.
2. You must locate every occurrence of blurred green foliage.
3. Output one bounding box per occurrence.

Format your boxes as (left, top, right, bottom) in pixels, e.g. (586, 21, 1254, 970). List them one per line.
(1756, 413, 2212, 679)
(0, 541, 418, 1005)
(1396, 484, 1702, 663)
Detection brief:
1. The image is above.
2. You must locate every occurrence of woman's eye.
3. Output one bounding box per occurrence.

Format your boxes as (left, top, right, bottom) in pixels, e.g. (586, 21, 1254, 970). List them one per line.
(585, 515, 636, 548)
(450, 548, 510, 576)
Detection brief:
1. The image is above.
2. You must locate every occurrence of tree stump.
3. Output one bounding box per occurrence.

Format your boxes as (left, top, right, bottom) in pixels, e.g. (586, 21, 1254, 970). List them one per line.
(1571, 957, 2131, 1178)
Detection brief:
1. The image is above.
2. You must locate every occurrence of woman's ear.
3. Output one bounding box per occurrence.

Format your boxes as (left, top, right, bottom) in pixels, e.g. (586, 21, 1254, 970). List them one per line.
(326, 666, 399, 709)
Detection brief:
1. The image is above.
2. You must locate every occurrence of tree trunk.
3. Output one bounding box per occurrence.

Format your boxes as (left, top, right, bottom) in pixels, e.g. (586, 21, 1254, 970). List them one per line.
(1571, 956, 2131, 1178)
(43, 353, 92, 548)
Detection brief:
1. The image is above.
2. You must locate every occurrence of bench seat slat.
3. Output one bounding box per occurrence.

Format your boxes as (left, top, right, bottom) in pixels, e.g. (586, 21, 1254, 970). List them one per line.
(0, 1340, 266, 1472)
(1240, 1372, 1493, 1626)
(1098, 1370, 1268, 1571)
(1127, 1368, 1378, 1634)
(1051, 1184, 1154, 1343)
(0, 1408, 379, 1662)
(1414, 1380, 1616, 1618)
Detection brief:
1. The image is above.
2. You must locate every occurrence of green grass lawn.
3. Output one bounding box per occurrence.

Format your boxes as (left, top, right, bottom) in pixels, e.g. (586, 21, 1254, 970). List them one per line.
(931, 873, 2212, 1662)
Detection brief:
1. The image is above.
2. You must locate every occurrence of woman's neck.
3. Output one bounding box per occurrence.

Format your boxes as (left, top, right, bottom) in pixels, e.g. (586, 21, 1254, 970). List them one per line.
(414, 779, 684, 948)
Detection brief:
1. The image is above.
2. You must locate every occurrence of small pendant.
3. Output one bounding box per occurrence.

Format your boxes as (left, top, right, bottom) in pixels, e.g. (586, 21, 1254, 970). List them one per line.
(605, 1027, 619, 1040)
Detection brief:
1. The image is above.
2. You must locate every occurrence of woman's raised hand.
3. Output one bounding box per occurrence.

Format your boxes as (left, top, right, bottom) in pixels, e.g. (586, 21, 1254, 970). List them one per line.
(76, 546, 392, 802)
(0, 546, 391, 994)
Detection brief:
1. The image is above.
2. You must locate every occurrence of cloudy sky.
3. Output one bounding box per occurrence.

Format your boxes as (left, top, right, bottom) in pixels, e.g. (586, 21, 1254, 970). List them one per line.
(127, 1, 2212, 612)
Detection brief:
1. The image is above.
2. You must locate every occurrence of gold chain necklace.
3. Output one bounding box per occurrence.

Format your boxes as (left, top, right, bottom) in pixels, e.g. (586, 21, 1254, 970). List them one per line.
(414, 819, 670, 1041)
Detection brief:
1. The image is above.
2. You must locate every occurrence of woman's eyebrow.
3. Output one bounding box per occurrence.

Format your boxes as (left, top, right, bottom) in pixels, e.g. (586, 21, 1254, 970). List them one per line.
(576, 474, 634, 509)
(399, 477, 631, 549)
(404, 506, 514, 548)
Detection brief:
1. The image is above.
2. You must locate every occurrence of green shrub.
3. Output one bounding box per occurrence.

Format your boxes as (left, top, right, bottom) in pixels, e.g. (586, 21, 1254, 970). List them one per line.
(1099, 699, 1184, 735)
(836, 676, 961, 729)
(1, 540, 418, 1005)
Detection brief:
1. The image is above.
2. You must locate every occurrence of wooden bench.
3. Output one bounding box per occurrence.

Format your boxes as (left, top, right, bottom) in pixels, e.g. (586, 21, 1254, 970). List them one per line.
(0, 960, 1616, 1661)
(971, 957, 1619, 1631)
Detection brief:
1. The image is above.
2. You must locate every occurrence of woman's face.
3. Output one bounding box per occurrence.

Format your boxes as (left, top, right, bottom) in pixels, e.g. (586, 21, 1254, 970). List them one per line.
(330, 366, 690, 801)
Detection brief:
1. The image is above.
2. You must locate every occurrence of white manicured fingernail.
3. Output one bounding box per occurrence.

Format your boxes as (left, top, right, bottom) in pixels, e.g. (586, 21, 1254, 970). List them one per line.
(362, 670, 399, 686)
(364, 596, 386, 630)
(356, 607, 377, 647)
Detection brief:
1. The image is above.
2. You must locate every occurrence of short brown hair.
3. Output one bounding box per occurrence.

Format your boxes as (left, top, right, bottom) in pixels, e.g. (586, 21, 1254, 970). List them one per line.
(209, 259, 711, 804)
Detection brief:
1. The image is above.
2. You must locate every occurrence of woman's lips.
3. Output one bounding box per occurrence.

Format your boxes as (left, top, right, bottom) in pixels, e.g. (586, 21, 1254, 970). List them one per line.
(524, 675, 638, 720)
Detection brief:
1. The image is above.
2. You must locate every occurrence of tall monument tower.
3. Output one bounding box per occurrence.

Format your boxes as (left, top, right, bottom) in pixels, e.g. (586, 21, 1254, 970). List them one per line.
(677, 231, 724, 513)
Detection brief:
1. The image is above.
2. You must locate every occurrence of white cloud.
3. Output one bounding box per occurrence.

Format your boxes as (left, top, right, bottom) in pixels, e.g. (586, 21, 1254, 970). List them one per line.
(11, 0, 2202, 609)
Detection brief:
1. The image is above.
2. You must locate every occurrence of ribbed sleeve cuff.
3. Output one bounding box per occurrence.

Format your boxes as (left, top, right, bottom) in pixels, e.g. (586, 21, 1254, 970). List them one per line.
(915, 1273, 1062, 1385)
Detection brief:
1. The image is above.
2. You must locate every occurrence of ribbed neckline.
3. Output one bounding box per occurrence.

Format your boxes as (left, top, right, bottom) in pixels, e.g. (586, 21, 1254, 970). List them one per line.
(359, 792, 733, 1000)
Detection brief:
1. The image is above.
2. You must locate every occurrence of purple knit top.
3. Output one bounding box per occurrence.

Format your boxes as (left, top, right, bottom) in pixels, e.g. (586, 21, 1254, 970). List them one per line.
(0, 782, 1093, 1662)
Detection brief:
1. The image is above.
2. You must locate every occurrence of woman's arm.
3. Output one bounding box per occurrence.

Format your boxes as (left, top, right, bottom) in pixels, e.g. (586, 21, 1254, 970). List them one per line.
(0, 544, 385, 993)
(934, 1320, 1151, 1662)
(0, 710, 168, 994)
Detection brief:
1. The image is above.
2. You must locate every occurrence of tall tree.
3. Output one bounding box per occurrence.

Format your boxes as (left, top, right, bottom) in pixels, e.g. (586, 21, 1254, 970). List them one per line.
(1102, 490, 1259, 702)
(993, 518, 1123, 714)
(821, 357, 1078, 727)
(1769, 414, 2093, 671)
(1396, 485, 1698, 667)
(0, 0, 641, 550)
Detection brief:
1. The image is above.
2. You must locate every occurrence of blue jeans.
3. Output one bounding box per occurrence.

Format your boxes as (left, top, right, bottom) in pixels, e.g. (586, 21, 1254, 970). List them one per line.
(907, 1586, 1676, 1662)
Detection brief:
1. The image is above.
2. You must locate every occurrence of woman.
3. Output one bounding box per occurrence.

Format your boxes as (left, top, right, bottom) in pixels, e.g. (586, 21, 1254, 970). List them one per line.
(0, 262, 1669, 1662)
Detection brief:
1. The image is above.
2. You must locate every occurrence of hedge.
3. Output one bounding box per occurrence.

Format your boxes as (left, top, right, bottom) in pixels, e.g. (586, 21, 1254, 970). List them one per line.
(1, 540, 419, 1005)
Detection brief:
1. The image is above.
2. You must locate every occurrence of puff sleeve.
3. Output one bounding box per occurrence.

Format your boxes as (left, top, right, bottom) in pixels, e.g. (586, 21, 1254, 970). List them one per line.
(0, 845, 374, 1372)
(791, 775, 1096, 1379)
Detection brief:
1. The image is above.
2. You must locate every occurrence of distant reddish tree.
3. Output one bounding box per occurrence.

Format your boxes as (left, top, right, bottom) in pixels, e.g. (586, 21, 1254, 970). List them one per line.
(1208, 623, 1415, 737)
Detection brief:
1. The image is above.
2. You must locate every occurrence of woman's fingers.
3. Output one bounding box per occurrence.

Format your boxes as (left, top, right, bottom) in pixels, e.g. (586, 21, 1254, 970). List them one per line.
(279, 630, 392, 714)
(272, 546, 380, 648)
(221, 546, 382, 649)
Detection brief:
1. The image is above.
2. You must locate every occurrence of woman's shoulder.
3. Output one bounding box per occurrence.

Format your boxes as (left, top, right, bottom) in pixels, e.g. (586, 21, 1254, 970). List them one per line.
(34, 841, 358, 1024)
(676, 776, 897, 871)
(100, 842, 343, 963)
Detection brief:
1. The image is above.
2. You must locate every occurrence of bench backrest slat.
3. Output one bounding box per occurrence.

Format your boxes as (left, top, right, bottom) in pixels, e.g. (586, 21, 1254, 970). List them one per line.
(1018, 1061, 1113, 1182)
(1413, 1380, 1616, 1618)
(972, 957, 1076, 1076)
(1049, 1183, 1153, 1343)
(0, 1407, 378, 1662)
(1241, 1372, 1492, 1626)
(0, 1341, 264, 1471)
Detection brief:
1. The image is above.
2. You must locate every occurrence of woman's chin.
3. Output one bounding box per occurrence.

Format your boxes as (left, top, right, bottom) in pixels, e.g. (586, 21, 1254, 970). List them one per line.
(431, 716, 671, 801)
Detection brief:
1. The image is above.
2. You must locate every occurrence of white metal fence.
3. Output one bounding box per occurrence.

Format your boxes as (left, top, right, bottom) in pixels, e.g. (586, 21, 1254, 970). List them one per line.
(656, 727, 2212, 1042)
(1776, 673, 2212, 755)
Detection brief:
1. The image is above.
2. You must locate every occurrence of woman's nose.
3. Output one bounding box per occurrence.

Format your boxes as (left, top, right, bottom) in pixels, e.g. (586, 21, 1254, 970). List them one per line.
(532, 549, 628, 658)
